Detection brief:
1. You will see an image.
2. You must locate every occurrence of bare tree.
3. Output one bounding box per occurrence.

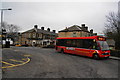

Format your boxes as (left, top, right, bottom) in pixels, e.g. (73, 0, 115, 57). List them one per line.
(1, 22, 21, 44)
(104, 12, 120, 49)
(1, 22, 20, 33)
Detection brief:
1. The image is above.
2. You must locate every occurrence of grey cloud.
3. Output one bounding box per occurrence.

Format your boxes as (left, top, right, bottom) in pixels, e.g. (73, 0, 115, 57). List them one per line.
(2, 2, 118, 33)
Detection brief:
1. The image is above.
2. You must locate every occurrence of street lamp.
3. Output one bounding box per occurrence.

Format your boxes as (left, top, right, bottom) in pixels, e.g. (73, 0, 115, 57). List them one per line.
(0, 8, 12, 29)
(0, 8, 12, 48)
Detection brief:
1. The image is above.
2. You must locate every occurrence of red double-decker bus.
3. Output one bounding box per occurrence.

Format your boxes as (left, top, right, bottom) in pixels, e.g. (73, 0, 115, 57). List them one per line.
(55, 36, 110, 59)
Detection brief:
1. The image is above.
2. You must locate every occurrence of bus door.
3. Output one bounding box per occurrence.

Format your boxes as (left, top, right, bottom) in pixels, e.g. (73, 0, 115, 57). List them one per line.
(89, 39, 100, 57)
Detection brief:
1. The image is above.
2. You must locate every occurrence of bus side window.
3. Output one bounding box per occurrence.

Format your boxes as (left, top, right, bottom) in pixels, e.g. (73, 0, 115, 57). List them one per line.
(76, 39, 82, 48)
(57, 39, 66, 46)
(66, 40, 71, 47)
(72, 40, 77, 47)
(82, 39, 92, 49)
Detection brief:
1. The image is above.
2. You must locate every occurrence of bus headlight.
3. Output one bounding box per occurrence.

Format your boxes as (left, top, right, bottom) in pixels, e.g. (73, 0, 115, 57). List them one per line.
(102, 53, 110, 55)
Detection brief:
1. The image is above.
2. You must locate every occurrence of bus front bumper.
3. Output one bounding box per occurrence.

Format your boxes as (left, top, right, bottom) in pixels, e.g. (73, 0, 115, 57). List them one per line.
(99, 53, 110, 58)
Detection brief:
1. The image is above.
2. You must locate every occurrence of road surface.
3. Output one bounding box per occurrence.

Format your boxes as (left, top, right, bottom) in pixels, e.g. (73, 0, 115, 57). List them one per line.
(2, 46, 119, 78)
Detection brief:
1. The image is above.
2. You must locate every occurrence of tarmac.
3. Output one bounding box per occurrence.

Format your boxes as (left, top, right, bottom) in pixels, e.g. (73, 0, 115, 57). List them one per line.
(2, 48, 31, 69)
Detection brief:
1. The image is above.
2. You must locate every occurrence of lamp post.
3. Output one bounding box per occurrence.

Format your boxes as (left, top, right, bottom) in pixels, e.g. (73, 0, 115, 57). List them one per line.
(0, 8, 12, 48)
(1, 8, 12, 29)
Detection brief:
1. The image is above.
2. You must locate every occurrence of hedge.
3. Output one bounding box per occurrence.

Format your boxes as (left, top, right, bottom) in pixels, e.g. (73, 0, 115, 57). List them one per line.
(110, 50, 120, 57)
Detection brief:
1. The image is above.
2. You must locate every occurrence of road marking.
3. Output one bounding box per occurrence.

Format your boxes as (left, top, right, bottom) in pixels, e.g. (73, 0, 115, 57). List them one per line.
(1, 61, 15, 66)
(9, 59, 24, 63)
(24, 55, 31, 57)
(2, 57, 30, 69)
(22, 58, 27, 60)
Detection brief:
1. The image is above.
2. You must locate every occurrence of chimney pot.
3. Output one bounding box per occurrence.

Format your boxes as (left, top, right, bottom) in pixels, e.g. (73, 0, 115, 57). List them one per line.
(41, 27, 44, 30)
(47, 28, 50, 32)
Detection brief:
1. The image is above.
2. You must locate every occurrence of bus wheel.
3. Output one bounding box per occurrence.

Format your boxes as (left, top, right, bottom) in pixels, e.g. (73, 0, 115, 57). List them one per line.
(93, 54, 100, 60)
(55, 47, 58, 50)
(105, 56, 109, 59)
(61, 49, 65, 54)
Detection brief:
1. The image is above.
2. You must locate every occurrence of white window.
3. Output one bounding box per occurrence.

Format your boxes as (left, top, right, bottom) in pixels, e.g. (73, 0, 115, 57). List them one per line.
(73, 32, 77, 37)
(29, 33, 31, 38)
(33, 33, 35, 38)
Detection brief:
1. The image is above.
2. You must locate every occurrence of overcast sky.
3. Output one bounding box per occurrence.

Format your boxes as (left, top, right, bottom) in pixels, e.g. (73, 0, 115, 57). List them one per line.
(1, 0, 119, 34)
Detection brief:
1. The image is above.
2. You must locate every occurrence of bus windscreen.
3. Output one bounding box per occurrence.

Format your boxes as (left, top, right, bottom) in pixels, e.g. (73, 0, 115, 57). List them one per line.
(98, 41, 109, 50)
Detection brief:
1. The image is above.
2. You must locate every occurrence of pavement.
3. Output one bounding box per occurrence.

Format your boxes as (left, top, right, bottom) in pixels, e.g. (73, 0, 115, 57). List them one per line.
(109, 56, 120, 60)
(0, 49, 2, 80)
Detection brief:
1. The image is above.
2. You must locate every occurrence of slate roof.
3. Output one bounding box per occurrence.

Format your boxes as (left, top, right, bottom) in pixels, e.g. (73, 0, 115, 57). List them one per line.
(59, 25, 89, 32)
(22, 28, 57, 36)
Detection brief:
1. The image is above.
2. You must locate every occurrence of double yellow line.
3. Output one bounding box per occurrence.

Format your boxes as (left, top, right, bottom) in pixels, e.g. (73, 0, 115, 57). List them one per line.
(1, 57, 30, 69)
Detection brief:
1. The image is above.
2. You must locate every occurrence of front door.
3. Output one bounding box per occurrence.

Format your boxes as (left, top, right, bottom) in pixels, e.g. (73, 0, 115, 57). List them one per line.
(32, 40, 36, 46)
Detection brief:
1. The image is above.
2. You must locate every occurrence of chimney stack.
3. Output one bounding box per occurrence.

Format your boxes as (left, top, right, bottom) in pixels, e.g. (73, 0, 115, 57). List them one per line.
(81, 24, 85, 28)
(90, 29, 93, 33)
(34, 25, 38, 29)
(53, 30, 56, 33)
(47, 28, 50, 32)
(81, 24, 86, 31)
(41, 27, 44, 30)
(34, 25, 38, 31)
(85, 26, 88, 31)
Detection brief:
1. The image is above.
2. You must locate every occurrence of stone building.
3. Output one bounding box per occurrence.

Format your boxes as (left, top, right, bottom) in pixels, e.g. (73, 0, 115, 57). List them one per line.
(58, 24, 97, 37)
(18, 25, 57, 46)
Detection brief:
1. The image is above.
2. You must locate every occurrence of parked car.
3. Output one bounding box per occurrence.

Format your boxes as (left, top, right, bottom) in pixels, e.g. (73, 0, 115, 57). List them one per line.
(15, 44, 21, 47)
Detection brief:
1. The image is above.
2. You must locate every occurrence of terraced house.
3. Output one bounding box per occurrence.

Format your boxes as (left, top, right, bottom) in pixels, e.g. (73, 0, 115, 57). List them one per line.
(58, 24, 97, 37)
(18, 25, 57, 47)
